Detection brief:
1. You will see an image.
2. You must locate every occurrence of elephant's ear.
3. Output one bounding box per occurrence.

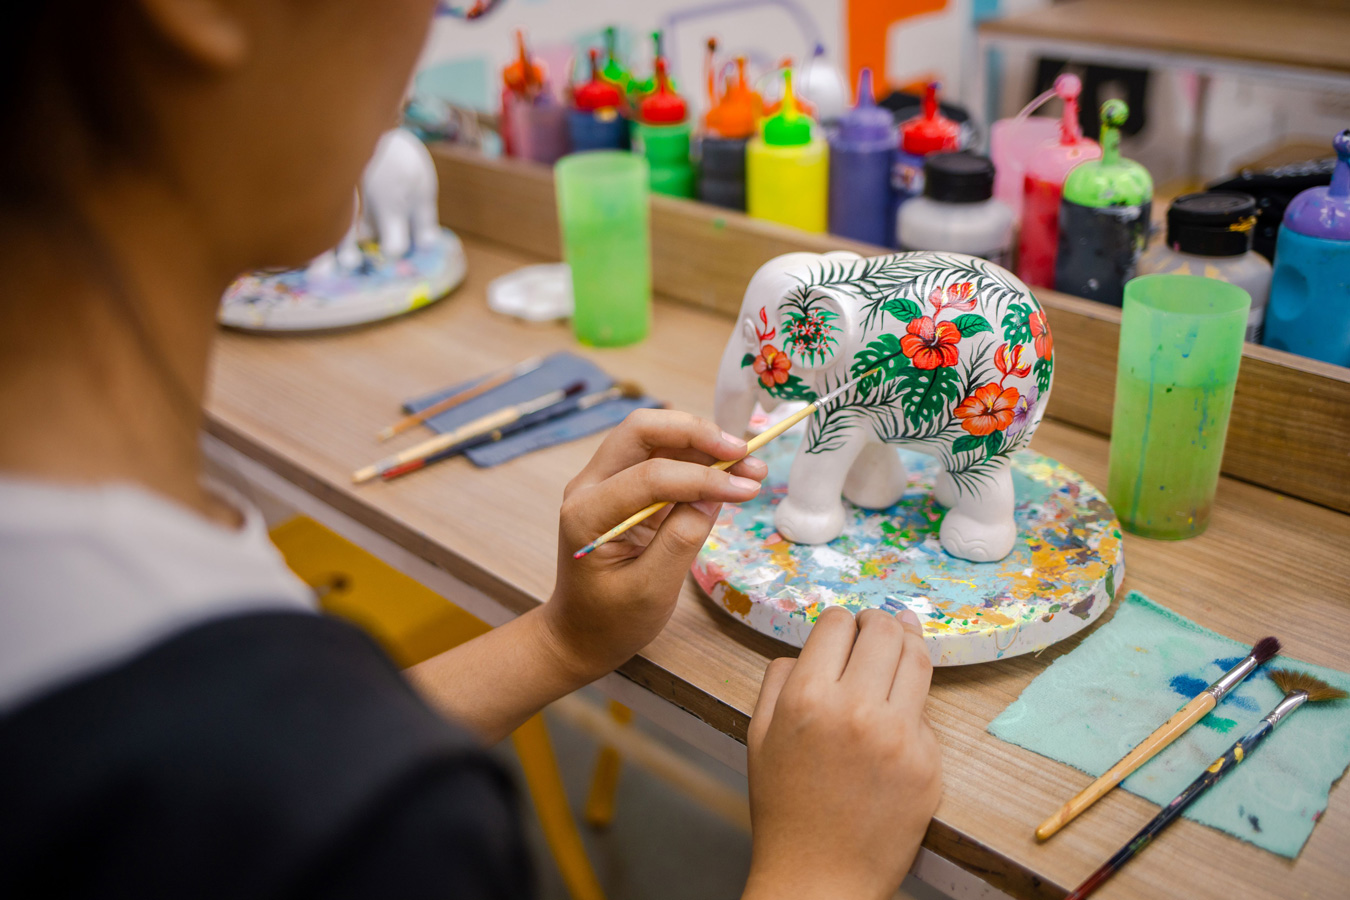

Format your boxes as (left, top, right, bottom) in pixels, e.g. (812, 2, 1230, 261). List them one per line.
(781, 287, 851, 368)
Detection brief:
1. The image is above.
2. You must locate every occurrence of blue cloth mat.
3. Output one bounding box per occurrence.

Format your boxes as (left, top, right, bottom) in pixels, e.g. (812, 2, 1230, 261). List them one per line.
(989, 592, 1350, 857)
(403, 351, 661, 468)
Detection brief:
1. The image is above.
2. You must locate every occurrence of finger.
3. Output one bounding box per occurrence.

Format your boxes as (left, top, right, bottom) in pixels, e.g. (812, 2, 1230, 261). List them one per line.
(629, 499, 725, 576)
(748, 657, 797, 750)
(840, 609, 906, 697)
(566, 457, 760, 544)
(652, 448, 768, 482)
(889, 609, 934, 716)
(793, 605, 858, 683)
(576, 409, 747, 485)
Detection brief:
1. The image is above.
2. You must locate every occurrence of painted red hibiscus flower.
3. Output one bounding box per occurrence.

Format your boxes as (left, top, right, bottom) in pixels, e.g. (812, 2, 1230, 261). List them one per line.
(954, 382, 1020, 435)
(1029, 310, 1053, 359)
(927, 282, 977, 314)
(900, 316, 961, 370)
(752, 344, 792, 387)
(995, 342, 1032, 379)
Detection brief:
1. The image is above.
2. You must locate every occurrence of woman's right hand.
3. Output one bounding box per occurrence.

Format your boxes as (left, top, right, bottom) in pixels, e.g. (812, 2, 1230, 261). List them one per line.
(742, 606, 942, 900)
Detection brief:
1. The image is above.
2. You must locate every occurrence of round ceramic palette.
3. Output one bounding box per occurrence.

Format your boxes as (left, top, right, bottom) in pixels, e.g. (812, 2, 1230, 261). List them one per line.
(219, 228, 466, 332)
(691, 433, 1124, 666)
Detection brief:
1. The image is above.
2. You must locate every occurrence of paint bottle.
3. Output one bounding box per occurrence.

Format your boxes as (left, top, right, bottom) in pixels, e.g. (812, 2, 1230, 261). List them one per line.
(1016, 74, 1101, 288)
(1138, 192, 1271, 343)
(1054, 100, 1153, 306)
(699, 48, 761, 211)
(797, 43, 850, 124)
(568, 49, 628, 153)
(1263, 129, 1350, 365)
(828, 67, 897, 246)
(499, 29, 545, 158)
(501, 30, 570, 164)
(897, 152, 1013, 265)
(746, 69, 828, 233)
(600, 26, 635, 97)
(892, 82, 960, 218)
(633, 57, 694, 198)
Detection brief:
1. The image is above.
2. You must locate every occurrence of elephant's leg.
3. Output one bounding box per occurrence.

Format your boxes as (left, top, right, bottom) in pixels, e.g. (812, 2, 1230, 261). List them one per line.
(938, 461, 1017, 562)
(374, 208, 411, 260)
(843, 441, 907, 510)
(775, 427, 869, 545)
(412, 194, 442, 249)
(932, 469, 958, 508)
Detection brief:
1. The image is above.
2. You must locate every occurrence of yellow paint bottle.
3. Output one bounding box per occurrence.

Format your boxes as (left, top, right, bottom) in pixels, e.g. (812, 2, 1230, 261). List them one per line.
(746, 69, 828, 233)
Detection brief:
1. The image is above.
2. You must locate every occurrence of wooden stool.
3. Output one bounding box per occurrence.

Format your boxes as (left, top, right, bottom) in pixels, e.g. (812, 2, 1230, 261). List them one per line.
(269, 516, 606, 900)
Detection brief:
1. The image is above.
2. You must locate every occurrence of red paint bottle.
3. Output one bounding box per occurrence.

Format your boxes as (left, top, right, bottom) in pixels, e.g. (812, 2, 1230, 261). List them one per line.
(1016, 75, 1100, 288)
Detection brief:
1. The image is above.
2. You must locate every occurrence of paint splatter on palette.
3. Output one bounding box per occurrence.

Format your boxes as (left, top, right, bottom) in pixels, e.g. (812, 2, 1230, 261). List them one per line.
(692, 432, 1124, 666)
(219, 228, 466, 332)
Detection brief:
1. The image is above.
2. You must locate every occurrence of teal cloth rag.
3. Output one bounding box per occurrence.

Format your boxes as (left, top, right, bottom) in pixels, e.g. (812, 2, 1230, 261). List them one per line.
(989, 592, 1350, 857)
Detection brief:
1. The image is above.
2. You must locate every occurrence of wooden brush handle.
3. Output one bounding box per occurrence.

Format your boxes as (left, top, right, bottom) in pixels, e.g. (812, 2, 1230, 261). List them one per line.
(1036, 692, 1215, 840)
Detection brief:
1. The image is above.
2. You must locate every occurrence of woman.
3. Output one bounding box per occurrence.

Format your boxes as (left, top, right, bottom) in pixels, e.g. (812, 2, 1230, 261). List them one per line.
(0, 2, 941, 898)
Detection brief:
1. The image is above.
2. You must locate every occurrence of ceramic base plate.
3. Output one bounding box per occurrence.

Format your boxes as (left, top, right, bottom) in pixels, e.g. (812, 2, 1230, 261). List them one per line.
(219, 227, 466, 332)
(692, 433, 1125, 666)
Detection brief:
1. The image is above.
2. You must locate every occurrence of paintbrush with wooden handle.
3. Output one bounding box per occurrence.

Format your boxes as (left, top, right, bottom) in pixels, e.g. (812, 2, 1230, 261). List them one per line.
(1037, 636, 1281, 841)
(1066, 668, 1346, 899)
(378, 381, 647, 481)
(571, 367, 880, 558)
(353, 381, 584, 484)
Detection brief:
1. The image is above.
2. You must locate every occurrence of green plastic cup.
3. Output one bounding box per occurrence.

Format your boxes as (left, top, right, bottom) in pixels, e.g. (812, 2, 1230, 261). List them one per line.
(1106, 274, 1251, 539)
(555, 151, 652, 346)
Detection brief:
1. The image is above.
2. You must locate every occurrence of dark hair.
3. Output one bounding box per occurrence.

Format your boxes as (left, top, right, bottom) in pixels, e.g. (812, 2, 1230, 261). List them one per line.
(1, 3, 153, 212)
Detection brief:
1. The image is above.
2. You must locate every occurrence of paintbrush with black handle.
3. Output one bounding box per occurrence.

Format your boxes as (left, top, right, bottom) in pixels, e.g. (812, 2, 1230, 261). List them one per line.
(1067, 669, 1347, 899)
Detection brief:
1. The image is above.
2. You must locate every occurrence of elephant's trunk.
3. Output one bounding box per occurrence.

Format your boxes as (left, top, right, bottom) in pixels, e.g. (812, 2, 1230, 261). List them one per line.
(713, 328, 757, 436)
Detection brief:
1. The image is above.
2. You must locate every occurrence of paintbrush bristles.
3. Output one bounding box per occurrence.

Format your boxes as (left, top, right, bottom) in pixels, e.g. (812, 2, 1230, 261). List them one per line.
(615, 381, 644, 399)
(1269, 668, 1348, 702)
(1251, 636, 1281, 665)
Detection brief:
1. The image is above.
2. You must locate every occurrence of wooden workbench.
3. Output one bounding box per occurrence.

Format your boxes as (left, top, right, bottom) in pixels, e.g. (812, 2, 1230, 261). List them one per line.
(206, 149, 1350, 900)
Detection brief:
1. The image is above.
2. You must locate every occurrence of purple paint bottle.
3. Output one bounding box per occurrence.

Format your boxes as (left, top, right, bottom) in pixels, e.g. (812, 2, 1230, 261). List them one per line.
(828, 68, 897, 247)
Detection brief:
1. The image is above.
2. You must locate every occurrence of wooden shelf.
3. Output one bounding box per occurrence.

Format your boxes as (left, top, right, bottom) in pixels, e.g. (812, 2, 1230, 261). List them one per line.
(980, 0, 1350, 77)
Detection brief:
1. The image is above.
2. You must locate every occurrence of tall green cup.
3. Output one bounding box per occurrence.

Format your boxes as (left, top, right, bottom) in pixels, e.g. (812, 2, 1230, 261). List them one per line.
(554, 152, 652, 346)
(1106, 274, 1251, 539)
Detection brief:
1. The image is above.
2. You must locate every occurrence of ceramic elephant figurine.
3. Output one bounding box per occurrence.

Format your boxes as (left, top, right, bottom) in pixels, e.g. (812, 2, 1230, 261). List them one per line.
(714, 250, 1054, 562)
(308, 127, 441, 277)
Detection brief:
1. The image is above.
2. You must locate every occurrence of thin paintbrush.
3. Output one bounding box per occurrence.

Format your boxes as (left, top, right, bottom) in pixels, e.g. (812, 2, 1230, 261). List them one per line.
(1066, 668, 1346, 900)
(572, 367, 881, 558)
(353, 381, 584, 484)
(379, 381, 647, 481)
(376, 356, 544, 441)
(1037, 636, 1281, 841)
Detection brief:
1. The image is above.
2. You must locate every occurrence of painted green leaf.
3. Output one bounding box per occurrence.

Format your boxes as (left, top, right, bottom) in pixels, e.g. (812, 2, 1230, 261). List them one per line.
(984, 430, 1004, 460)
(883, 297, 923, 323)
(952, 433, 987, 455)
(1002, 302, 1034, 345)
(897, 364, 963, 426)
(951, 314, 992, 337)
(741, 353, 755, 368)
(851, 334, 911, 389)
(1034, 356, 1053, 393)
(764, 373, 818, 402)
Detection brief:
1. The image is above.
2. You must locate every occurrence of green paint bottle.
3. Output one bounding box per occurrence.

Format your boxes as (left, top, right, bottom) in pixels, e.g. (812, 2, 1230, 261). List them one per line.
(632, 56, 695, 198)
(1054, 100, 1153, 306)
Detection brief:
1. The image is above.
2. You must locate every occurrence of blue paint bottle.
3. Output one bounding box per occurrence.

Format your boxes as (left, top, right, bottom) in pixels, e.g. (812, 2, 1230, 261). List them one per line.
(567, 49, 629, 153)
(828, 67, 897, 247)
(1264, 129, 1350, 365)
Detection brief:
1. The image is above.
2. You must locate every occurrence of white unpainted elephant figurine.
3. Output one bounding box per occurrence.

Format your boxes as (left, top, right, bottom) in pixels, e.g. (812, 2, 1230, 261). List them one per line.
(714, 250, 1054, 562)
(308, 127, 441, 277)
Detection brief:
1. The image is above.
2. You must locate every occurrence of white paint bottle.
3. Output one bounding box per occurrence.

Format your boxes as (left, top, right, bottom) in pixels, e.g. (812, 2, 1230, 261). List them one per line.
(898, 152, 1014, 266)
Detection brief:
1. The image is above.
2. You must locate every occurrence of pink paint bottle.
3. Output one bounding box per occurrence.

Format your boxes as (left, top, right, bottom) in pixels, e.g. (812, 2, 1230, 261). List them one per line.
(1016, 75, 1101, 289)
